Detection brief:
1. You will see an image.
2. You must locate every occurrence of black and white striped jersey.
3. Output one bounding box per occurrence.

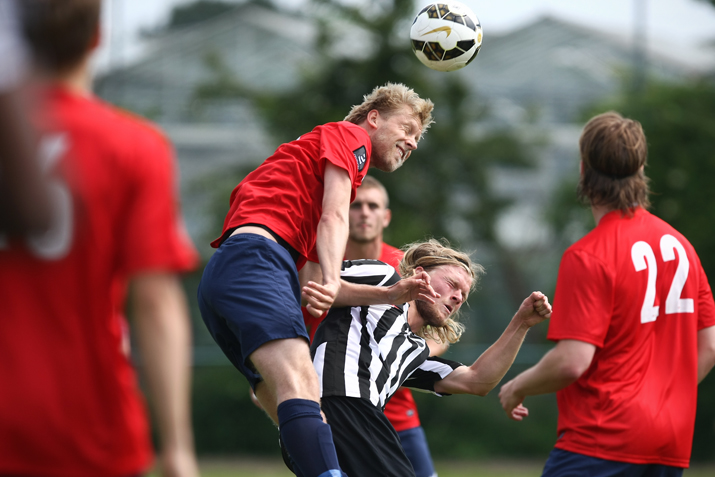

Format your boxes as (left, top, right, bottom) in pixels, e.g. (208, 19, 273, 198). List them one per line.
(310, 259, 464, 410)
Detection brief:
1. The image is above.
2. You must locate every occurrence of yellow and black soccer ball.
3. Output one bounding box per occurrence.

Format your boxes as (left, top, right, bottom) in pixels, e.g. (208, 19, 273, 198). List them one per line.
(410, 1, 483, 72)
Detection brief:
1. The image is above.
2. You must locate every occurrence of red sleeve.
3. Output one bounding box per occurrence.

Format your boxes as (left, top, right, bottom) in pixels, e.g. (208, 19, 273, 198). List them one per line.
(319, 122, 370, 199)
(547, 249, 614, 347)
(305, 123, 371, 263)
(118, 125, 198, 276)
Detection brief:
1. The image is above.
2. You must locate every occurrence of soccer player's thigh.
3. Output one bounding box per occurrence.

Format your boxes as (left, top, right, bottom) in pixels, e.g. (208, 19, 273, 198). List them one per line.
(250, 337, 320, 404)
(542, 449, 683, 477)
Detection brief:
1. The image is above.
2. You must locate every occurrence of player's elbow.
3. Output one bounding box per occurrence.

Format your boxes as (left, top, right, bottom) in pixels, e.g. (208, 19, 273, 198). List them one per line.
(557, 360, 589, 383)
(468, 380, 498, 397)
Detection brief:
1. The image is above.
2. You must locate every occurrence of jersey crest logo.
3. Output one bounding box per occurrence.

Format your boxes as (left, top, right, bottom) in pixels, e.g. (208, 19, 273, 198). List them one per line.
(353, 146, 367, 172)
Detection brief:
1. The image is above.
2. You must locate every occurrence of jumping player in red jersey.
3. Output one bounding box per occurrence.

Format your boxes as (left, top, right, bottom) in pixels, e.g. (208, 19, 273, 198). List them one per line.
(198, 84, 435, 477)
(0, 2, 201, 476)
(499, 112, 715, 476)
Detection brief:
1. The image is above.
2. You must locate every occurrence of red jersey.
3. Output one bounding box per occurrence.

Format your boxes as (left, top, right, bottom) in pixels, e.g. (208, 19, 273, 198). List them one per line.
(548, 208, 715, 467)
(0, 87, 198, 477)
(212, 121, 370, 267)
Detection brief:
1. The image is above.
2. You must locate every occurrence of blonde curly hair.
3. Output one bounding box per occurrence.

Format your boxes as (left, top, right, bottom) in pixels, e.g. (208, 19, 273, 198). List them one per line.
(399, 238, 484, 344)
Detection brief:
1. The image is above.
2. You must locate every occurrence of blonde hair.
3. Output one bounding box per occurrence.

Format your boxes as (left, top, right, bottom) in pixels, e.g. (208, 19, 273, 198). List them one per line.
(344, 83, 434, 136)
(399, 238, 484, 344)
(578, 111, 650, 214)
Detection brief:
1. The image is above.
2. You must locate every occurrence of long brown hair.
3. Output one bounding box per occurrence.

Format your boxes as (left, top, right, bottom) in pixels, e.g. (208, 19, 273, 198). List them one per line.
(578, 111, 650, 214)
(399, 238, 484, 344)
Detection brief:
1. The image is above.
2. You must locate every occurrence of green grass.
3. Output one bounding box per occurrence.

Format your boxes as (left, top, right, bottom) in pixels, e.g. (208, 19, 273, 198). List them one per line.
(150, 458, 715, 476)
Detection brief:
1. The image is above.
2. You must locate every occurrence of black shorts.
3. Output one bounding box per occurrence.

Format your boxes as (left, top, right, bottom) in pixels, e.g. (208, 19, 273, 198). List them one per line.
(322, 396, 415, 477)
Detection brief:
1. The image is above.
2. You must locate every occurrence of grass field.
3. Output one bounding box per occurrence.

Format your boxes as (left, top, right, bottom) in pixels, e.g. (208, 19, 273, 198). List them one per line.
(156, 458, 715, 476)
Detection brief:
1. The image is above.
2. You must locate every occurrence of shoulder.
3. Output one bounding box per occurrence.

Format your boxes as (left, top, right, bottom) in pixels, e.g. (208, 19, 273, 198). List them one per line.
(314, 121, 370, 143)
(341, 259, 401, 286)
(379, 243, 404, 269)
(103, 102, 170, 147)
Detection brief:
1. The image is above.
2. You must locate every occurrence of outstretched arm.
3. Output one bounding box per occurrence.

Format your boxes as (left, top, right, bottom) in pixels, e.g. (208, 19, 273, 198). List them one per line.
(303, 267, 440, 311)
(434, 292, 551, 396)
(131, 273, 200, 477)
(499, 339, 596, 421)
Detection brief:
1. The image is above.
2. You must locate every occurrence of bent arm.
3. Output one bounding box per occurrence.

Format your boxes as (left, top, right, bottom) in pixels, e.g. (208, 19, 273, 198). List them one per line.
(698, 325, 715, 384)
(131, 272, 199, 477)
(434, 291, 551, 396)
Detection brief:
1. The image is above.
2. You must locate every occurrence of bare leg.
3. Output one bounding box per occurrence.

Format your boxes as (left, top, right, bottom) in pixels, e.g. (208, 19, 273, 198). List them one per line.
(249, 337, 320, 419)
(249, 337, 342, 477)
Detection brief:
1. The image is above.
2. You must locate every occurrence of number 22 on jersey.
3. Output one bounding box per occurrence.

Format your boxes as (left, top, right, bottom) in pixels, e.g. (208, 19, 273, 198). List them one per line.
(631, 234, 694, 324)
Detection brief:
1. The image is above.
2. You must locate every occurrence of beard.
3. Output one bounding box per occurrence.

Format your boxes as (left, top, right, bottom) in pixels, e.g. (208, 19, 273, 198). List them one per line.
(371, 152, 402, 173)
(414, 299, 445, 328)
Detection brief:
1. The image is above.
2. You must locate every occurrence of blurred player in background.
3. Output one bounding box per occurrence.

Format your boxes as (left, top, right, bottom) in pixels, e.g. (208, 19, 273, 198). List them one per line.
(311, 239, 551, 477)
(198, 83, 434, 477)
(303, 175, 444, 477)
(499, 112, 715, 476)
(0, 0, 51, 235)
(0, 1, 201, 476)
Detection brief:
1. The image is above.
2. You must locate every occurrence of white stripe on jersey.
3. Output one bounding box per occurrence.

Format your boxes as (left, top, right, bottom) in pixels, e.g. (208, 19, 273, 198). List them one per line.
(313, 342, 327, 397)
(343, 310, 363, 398)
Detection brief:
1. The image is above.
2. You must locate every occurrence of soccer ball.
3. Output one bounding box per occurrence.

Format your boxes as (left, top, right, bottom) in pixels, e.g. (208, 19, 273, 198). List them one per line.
(410, 1, 483, 72)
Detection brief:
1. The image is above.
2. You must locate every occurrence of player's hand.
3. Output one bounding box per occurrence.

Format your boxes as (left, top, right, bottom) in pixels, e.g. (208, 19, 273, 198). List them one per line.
(515, 291, 551, 328)
(385, 270, 440, 305)
(499, 379, 528, 421)
(302, 280, 340, 317)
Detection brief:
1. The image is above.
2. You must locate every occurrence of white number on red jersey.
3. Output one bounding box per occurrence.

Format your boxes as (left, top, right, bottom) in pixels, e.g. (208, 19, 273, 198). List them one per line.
(631, 234, 694, 324)
(0, 133, 73, 260)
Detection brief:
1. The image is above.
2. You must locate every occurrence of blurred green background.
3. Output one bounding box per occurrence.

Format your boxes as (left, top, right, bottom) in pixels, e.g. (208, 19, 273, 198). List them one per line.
(103, 0, 715, 468)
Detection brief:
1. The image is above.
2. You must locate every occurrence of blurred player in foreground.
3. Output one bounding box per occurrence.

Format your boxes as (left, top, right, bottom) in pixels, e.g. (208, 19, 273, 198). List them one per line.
(306, 239, 551, 477)
(199, 83, 435, 477)
(0, 0, 51, 235)
(499, 112, 715, 476)
(303, 175, 444, 477)
(0, 1, 200, 476)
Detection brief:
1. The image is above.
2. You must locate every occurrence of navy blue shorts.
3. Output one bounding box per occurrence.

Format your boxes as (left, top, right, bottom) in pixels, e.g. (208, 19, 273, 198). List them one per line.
(197, 233, 309, 389)
(542, 448, 685, 477)
(398, 426, 437, 477)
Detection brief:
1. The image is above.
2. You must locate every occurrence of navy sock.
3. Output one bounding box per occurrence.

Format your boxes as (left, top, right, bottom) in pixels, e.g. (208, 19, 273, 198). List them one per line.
(277, 399, 344, 477)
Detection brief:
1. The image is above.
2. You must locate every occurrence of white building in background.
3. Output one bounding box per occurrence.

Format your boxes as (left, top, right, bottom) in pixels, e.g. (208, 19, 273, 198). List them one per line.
(95, 3, 713, 255)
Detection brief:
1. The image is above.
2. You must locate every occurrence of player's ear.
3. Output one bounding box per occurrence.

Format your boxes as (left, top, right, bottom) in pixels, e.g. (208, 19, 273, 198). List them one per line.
(366, 110, 380, 130)
(382, 208, 392, 228)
